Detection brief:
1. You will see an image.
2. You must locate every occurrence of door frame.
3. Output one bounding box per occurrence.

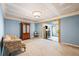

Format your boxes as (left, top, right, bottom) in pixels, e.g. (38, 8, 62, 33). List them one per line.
(52, 19, 61, 43)
(41, 19, 61, 43)
(58, 19, 61, 43)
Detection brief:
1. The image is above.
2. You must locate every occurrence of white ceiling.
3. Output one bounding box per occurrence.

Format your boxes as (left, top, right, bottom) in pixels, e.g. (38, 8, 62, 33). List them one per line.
(2, 3, 79, 23)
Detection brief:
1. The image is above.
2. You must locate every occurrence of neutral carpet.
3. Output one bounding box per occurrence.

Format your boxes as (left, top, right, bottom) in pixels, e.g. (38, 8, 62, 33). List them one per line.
(17, 38, 79, 56)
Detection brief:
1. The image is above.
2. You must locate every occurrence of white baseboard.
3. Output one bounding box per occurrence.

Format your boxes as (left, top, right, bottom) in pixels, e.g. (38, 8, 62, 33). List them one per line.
(61, 42, 79, 48)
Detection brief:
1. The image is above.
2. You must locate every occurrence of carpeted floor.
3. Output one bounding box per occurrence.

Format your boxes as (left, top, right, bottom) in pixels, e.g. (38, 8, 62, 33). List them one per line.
(16, 38, 79, 56)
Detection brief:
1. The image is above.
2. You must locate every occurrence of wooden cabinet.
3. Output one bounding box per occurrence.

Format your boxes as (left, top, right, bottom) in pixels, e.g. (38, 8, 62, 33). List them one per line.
(20, 22, 30, 40)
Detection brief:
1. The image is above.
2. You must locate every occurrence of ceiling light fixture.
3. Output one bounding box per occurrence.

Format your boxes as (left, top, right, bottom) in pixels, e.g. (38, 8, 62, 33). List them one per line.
(33, 11, 41, 19)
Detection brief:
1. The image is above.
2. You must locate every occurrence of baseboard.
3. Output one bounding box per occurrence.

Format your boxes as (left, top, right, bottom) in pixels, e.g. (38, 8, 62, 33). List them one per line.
(62, 42, 79, 48)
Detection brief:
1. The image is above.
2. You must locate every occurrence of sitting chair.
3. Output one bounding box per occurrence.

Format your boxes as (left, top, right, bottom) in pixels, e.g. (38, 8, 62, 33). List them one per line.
(4, 35, 26, 56)
(34, 32, 39, 37)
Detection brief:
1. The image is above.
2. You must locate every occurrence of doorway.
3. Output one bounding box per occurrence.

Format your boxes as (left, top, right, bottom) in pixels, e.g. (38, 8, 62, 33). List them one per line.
(42, 19, 60, 43)
(48, 20, 59, 42)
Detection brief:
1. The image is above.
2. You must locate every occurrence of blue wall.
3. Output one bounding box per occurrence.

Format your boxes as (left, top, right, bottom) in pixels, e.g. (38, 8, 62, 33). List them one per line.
(35, 23, 41, 37)
(4, 19, 37, 38)
(0, 4, 4, 56)
(35, 23, 40, 33)
(30, 23, 41, 38)
(61, 15, 79, 45)
(0, 5, 4, 41)
(4, 19, 20, 37)
(30, 23, 35, 38)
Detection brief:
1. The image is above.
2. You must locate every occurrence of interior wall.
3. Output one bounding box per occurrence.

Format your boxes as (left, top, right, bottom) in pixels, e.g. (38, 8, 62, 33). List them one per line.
(4, 19, 36, 39)
(4, 19, 20, 37)
(0, 5, 4, 41)
(0, 4, 4, 56)
(61, 15, 79, 45)
(30, 23, 35, 38)
(35, 23, 41, 37)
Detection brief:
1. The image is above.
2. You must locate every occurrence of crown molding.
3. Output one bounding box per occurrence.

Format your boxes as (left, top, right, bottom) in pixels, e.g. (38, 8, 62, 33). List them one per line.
(4, 10, 79, 23)
(38, 11, 79, 23)
(4, 15, 37, 23)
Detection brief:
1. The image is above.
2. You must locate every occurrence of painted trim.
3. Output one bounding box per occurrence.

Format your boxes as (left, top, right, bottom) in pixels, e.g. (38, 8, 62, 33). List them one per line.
(4, 15, 36, 23)
(62, 42, 79, 48)
(58, 19, 61, 43)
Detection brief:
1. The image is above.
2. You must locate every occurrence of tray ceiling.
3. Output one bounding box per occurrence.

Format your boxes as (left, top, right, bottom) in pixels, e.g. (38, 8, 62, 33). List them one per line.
(2, 3, 79, 23)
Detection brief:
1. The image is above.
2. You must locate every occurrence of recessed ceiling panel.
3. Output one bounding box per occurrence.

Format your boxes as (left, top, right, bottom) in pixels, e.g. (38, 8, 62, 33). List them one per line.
(2, 3, 79, 22)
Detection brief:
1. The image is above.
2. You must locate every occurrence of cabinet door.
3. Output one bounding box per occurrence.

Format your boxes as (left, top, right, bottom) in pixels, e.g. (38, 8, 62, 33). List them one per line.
(27, 25, 30, 33)
(23, 24, 27, 33)
(20, 23, 30, 40)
